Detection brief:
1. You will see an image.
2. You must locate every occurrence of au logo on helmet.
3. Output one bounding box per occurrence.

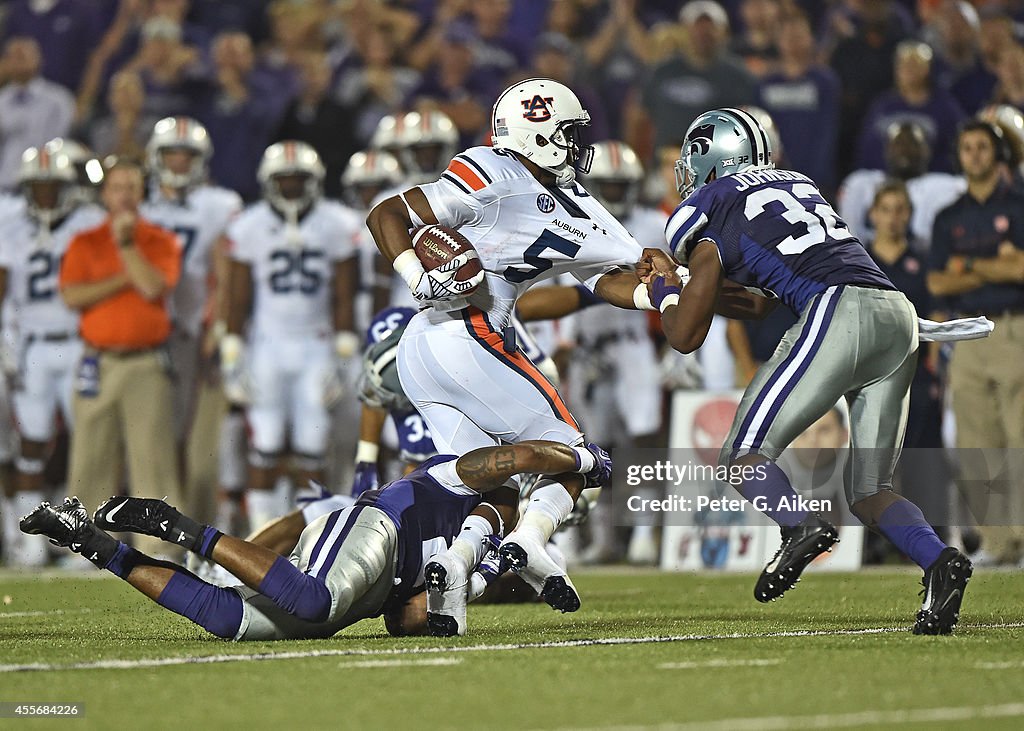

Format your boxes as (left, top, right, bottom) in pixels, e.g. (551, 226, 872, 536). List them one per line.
(522, 95, 555, 122)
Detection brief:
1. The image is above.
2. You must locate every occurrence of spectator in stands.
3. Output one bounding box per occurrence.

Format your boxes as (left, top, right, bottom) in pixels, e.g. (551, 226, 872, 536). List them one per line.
(58, 158, 183, 559)
(407, 24, 493, 148)
(928, 0, 994, 115)
(187, 0, 272, 46)
(530, 32, 609, 143)
(632, 1, 755, 155)
(979, 9, 1018, 87)
(120, 16, 208, 121)
(274, 52, 358, 199)
(839, 121, 964, 250)
(757, 9, 841, 194)
(927, 120, 1024, 566)
(464, 0, 530, 85)
(731, 0, 781, 77)
(581, 0, 651, 138)
(334, 23, 420, 145)
(87, 69, 153, 160)
(992, 43, 1024, 111)
(828, 0, 911, 177)
(855, 40, 966, 173)
(0, 37, 75, 191)
(0, 0, 106, 92)
(197, 31, 280, 200)
(260, 0, 320, 122)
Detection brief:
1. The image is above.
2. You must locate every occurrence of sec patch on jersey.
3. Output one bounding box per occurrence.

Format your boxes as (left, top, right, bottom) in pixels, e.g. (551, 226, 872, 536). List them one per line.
(412, 224, 483, 289)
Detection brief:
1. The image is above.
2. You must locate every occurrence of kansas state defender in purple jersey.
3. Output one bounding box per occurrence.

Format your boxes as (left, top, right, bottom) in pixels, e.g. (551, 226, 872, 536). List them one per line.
(644, 108, 972, 635)
(21, 440, 611, 640)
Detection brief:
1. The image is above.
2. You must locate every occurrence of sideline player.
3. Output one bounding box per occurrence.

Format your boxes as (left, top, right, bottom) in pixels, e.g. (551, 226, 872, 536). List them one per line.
(21, 440, 611, 640)
(0, 147, 104, 565)
(645, 107, 972, 635)
(140, 117, 242, 449)
(219, 141, 361, 531)
(367, 78, 654, 615)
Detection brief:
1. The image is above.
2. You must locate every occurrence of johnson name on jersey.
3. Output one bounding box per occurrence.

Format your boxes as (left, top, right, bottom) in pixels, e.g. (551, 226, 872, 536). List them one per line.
(141, 185, 243, 336)
(228, 199, 361, 338)
(666, 169, 894, 312)
(419, 146, 644, 328)
(0, 203, 106, 337)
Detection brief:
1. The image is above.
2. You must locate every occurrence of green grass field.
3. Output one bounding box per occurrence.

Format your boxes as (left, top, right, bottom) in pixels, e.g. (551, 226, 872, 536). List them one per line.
(1, 567, 1023, 730)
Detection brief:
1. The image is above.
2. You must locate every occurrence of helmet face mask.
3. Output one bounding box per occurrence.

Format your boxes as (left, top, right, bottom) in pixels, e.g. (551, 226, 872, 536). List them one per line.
(675, 107, 774, 198)
(146, 116, 212, 193)
(341, 149, 402, 210)
(491, 77, 594, 186)
(19, 147, 78, 227)
(258, 141, 324, 219)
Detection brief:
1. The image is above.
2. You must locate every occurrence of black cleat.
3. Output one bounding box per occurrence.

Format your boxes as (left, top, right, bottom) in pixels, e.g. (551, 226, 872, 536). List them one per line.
(913, 547, 973, 636)
(94, 496, 181, 540)
(20, 497, 93, 549)
(755, 515, 839, 603)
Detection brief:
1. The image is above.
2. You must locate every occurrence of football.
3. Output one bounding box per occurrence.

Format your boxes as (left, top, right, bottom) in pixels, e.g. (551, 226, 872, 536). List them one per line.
(411, 224, 483, 289)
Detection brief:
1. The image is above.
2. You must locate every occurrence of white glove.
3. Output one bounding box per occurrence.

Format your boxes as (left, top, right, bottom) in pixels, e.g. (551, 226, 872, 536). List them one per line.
(219, 333, 251, 405)
(394, 249, 484, 303)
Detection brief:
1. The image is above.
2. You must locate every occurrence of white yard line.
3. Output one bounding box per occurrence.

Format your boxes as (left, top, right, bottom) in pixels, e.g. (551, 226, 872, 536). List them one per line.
(657, 658, 782, 669)
(1, 622, 1021, 674)
(336, 658, 461, 669)
(572, 702, 1024, 731)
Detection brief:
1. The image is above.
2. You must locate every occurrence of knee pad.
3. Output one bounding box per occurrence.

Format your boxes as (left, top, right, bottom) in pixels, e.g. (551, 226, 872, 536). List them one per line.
(15, 455, 45, 475)
(248, 450, 281, 470)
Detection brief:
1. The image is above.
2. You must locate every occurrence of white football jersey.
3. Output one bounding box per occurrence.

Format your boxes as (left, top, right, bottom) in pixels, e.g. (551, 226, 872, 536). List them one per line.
(0, 203, 106, 336)
(420, 146, 645, 329)
(141, 184, 243, 336)
(228, 200, 361, 339)
(838, 170, 965, 251)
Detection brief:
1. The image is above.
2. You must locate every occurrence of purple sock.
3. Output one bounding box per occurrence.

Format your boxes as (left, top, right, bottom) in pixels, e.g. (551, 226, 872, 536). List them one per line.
(103, 542, 141, 579)
(738, 461, 809, 527)
(258, 555, 332, 623)
(156, 572, 244, 639)
(877, 499, 947, 570)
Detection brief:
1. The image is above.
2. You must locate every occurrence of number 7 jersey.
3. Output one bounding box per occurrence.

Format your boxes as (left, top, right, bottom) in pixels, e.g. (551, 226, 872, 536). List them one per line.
(419, 146, 644, 328)
(665, 169, 894, 313)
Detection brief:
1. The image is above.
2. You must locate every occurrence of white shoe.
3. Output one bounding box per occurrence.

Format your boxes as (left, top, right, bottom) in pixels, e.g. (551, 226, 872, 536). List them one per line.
(499, 531, 580, 613)
(423, 551, 469, 636)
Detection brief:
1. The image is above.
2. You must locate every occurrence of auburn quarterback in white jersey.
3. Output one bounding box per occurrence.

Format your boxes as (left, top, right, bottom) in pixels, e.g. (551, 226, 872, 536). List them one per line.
(140, 116, 243, 443)
(0, 145, 104, 566)
(220, 141, 361, 531)
(367, 78, 646, 628)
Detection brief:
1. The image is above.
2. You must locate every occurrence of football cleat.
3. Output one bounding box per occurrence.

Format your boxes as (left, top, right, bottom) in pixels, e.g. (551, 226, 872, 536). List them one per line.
(424, 552, 469, 637)
(19, 497, 93, 550)
(913, 547, 973, 636)
(94, 495, 180, 540)
(499, 532, 580, 613)
(755, 514, 838, 603)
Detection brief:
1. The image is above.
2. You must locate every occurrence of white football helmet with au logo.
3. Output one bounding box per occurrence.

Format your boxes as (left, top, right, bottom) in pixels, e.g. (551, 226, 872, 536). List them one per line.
(393, 109, 458, 182)
(257, 140, 325, 219)
(18, 146, 79, 229)
(580, 140, 644, 219)
(146, 116, 213, 191)
(491, 77, 593, 186)
(341, 149, 402, 210)
(44, 137, 104, 199)
(676, 107, 774, 198)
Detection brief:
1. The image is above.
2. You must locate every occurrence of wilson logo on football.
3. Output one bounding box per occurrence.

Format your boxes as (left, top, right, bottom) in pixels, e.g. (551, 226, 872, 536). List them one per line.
(522, 95, 555, 122)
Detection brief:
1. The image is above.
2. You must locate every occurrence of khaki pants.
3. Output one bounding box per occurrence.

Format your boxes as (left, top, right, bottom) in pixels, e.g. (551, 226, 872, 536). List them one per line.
(67, 349, 182, 558)
(950, 312, 1024, 562)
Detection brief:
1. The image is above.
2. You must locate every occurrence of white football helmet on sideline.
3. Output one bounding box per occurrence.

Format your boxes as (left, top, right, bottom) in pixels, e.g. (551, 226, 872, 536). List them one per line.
(44, 137, 103, 197)
(257, 140, 325, 218)
(341, 149, 402, 210)
(580, 140, 644, 219)
(370, 114, 401, 154)
(491, 77, 593, 186)
(393, 109, 458, 182)
(146, 116, 213, 191)
(18, 146, 79, 229)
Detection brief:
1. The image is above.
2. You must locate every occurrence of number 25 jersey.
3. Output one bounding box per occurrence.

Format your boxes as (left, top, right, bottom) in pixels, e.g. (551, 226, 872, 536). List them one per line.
(419, 146, 644, 329)
(665, 169, 894, 313)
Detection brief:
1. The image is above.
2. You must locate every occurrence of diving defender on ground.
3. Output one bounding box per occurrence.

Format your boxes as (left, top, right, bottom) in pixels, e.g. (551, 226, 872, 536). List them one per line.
(20, 440, 610, 640)
(646, 107, 972, 635)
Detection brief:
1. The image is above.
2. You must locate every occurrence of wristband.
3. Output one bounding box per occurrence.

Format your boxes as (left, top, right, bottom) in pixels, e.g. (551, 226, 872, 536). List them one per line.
(334, 330, 360, 359)
(393, 248, 425, 289)
(651, 276, 682, 313)
(572, 445, 597, 474)
(356, 440, 380, 463)
(633, 282, 656, 311)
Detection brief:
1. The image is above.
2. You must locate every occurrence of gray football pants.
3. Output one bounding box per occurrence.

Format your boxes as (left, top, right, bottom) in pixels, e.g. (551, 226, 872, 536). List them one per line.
(722, 285, 919, 505)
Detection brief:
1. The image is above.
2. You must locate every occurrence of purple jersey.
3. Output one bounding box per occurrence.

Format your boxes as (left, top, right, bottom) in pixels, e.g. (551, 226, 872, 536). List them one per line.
(392, 408, 436, 462)
(665, 169, 894, 312)
(356, 455, 480, 609)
